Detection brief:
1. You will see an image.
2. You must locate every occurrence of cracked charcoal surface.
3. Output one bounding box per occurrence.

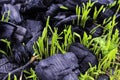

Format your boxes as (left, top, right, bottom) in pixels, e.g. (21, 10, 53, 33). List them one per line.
(35, 52, 80, 80)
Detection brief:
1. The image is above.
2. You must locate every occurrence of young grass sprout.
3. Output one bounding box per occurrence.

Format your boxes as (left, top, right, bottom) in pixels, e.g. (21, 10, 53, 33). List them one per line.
(24, 68, 37, 80)
(93, 5, 104, 21)
(75, 0, 95, 28)
(33, 17, 74, 59)
(1, 10, 10, 22)
(0, 39, 12, 56)
(79, 64, 104, 80)
(76, 5, 81, 25)
(80, 3, 91, 28)
(60, 5, 68, 10)
(7, 73, 17, 80)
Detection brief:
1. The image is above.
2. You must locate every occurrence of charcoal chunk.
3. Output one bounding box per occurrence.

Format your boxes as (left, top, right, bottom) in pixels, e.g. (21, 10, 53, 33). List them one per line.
(25, 20, 43, 36)
(0, 23, 14, 40)
(35, 52, 80, 80)
(63, 74, 78, 80)
(12, 0, 25, 4)
(41, 0, 54, 7)
(14, 33, 24, 42)
(101, 9, 114, 17)
(80, 0, 114, 5)
(1, 4, 22, 23)
(55, 0, 66, 3)
(15, 26, 26, 35)
(13, 25, 27, 42)
(23, 20, 43, 53)
(54, 13, 66, 20)
(12, 42, 31, 64)
(0, 58, 18, 79)
(0, 0, 25, 4)
(68, 43, 98, 73)
(63, 0, 77, 10)
(0, 21, 27, 42)
(86, 24, 103, 37)
(46, 4, 60, 17)
(97, 9, 114, 24)
(55, 15, 77, 27)
(25, 33, 41, 54)
(97, 74, 110, 80)
(0, 0, 11, 5)
(97, 0, 114, 5)
(21, 0, 46, 12)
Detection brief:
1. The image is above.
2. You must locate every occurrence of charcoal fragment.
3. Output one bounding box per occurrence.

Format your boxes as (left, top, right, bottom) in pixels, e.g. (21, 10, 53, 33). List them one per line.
(1, 4, 22, 23)
(23, 20, 43, 53)
(12, 0, 25, 4)
(54, 14, 66, 20)
(63, 0, 77, 11)
(97, 0, 114, 5)
(13, 33, 24, 42)
(97, 9, 114, 24)
(0, 21, 27, 42)
(12, 42, 31, 64)
(35, 52, 80, 80)
(86, 24, 103, 37)
(0, 58, 18, 79)
(22, 0, 46, 12)
(15, 25, 26, 35)
(41, 0, 54, 7)
(13, 25, 27, 42)
(55, 15, 77, 27)
(97, 74, 110, 80)
(25, 20, 43, 36)
(0, 23, 14, 40)
(55, 0, 66, 3)
(46, 4, 60, 17)
(0, 0, 11, 5)
(81, 0, 114, 5)
(68, 43, 98, 73)
(0, 0, 25, 4)
(26, 33, 41, 54)
(63, 74, 78, 80)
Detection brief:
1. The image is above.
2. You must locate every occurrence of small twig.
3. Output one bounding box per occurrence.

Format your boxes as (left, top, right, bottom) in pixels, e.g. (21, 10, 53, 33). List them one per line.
(2, 55, 38, 80)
